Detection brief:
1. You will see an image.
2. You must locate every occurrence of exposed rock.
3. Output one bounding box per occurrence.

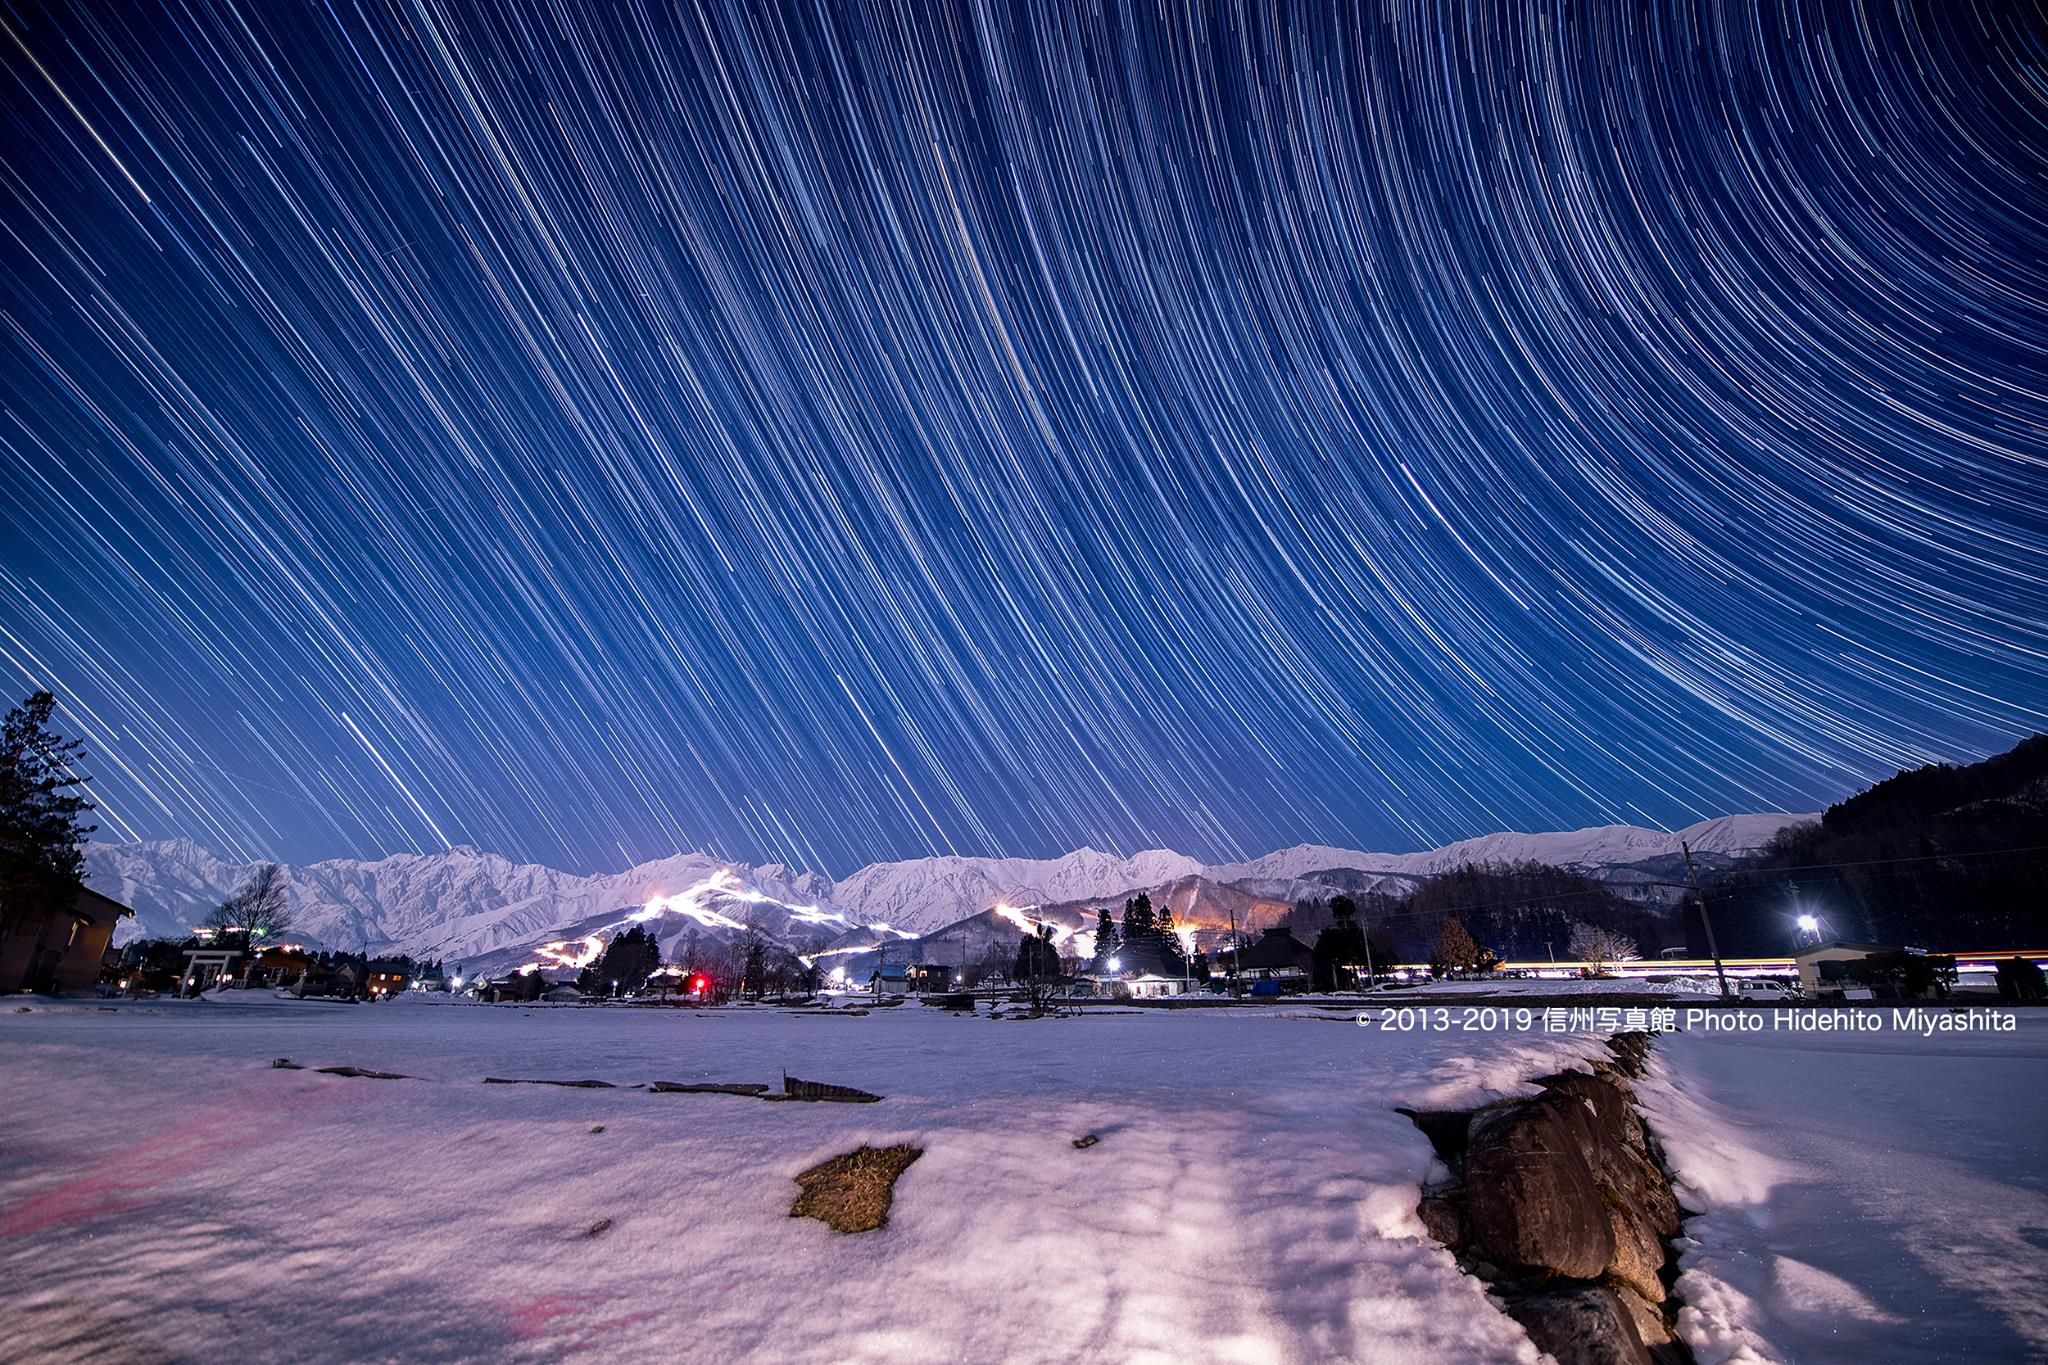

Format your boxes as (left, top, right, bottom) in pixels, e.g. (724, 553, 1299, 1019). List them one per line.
(1417, 1191, 1465, 1248)
(1410, 1034, 1694, 1364)
(1401, 1107, 1478, 1175)
(1504, 1283, 1653, 1365)
(1464, 1095, 1614, 1279)
(1604, 1196, 1669, 1303)
(1607, 1031, 1652, 1078)
(1612, 1282, 1680, 1352)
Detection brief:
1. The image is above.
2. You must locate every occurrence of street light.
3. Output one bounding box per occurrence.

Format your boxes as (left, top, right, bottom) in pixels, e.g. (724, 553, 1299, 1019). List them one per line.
(1796, 914, 1819, 934)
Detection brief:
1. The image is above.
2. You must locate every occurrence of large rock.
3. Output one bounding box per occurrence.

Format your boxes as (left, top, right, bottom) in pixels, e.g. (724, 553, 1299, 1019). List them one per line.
(1417, 1191, 1465, 1248)
(1610, 1283, 1678, 1352)
(1464, 1095, 1615, 1279)
(1504, 1284, 1654, 1365)
(1605, 1198, 1669, 1303)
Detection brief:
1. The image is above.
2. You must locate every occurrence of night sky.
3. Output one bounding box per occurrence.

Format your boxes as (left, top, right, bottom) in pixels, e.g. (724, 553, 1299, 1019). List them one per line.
(2, 2, 2045, 875)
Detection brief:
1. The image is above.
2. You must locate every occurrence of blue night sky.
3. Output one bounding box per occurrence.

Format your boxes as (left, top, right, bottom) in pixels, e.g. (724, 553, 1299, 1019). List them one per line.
(2, 1, 2044, 874)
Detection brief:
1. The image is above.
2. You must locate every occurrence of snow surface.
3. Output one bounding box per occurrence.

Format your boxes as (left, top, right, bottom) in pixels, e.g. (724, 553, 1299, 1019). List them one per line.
(1636, 1018, 2048, 1364)
(3, 995, 1618, 1363)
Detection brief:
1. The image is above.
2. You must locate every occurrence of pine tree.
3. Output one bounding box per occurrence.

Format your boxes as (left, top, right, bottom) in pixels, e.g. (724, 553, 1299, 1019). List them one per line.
(1313, 896, 1370, 990)
(1014, 924, 1059, 981)
(1121, 894, 1156, 951)
(1093, 908, 1119, 967)
(1155, 901, 1184, 973)
(0, 691, 96, 939)
(741, 933, 767, 997)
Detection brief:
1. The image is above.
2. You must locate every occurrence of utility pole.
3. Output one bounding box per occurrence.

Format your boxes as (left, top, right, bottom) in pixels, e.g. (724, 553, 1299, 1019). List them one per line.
(1362, 921, 1376, 990)
(1682, 840, 1732, 1000)
(1226, 900, 1242, 999)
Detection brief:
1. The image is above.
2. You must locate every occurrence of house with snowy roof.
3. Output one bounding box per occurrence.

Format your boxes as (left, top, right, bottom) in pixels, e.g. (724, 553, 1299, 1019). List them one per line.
(1226, 927, 1315, 994)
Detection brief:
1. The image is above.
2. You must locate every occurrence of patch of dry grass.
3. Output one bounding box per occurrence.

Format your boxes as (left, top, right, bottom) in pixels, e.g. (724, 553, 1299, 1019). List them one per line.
(789, 1144, 923, 1233)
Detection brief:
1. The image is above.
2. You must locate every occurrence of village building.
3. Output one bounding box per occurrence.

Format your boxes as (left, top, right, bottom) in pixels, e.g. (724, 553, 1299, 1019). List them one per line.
(1, 884, 133, 995)
(1084, 939, 1196, 997)
(1794, 940, 1906, 998)
(1123, 972, 1193, 999)
(1227, 927, 1316, 995)
(366, 968, 410, 998)
(481, 971, 547, 1003)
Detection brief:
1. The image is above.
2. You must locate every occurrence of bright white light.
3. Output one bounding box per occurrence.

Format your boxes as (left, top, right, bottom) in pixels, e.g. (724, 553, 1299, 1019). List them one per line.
(1796, 914, 1819, 933)
(1107, 956, 1121, 972)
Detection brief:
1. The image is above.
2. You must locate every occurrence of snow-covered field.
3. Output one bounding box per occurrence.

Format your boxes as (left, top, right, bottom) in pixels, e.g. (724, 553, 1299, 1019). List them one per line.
(3, 997, 2043, 1363)
(1638, 1020, 2048, 1364)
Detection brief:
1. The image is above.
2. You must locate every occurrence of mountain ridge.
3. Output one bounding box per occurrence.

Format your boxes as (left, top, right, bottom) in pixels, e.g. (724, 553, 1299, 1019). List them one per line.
(86, 812, 1815, 966)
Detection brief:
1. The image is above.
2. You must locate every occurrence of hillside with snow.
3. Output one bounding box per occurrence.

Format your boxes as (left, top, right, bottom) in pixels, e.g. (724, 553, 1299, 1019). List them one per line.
(86, 813, 1814, 968)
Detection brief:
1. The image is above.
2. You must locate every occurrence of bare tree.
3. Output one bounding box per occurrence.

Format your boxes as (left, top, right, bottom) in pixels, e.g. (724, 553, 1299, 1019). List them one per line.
(204, 863, 293, 944)
(1567, 922, 1640, 976)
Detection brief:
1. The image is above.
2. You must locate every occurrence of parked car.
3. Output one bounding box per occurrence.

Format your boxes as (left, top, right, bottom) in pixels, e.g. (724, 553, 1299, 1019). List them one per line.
(1737, 978, 1801, 1002)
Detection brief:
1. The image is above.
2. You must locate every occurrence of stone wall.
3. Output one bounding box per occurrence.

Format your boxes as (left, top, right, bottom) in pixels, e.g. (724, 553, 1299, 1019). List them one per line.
(1407, 1032, 1692, 1365)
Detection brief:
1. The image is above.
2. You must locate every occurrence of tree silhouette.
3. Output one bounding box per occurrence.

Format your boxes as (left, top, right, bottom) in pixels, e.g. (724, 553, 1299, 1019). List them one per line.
(0, 691, 96, 941)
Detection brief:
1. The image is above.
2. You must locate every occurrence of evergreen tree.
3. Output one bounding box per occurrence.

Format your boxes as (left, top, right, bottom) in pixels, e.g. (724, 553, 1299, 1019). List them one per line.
(1120, 894, 1156, 951)
(1014, 924, 1060, 981)
(586, 925, 661, 995)
(1155, 901, 1185, 973)
(741, 933, 767, 998)
(1313, 896, 1370, 990)
(1092, 908, 1119, 967)
(0, 691, 95, 940)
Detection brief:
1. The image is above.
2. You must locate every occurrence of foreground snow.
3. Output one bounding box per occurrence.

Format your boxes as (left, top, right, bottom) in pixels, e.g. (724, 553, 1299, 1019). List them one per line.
(1636, 1019, 2048, 1363)
(5, 996, 1600, 1363)
(8, 998, 2042, 1363)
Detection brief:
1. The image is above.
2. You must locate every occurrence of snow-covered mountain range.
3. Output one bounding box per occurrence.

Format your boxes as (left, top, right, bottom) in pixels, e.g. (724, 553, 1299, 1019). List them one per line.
(86, 813, 1811, 969)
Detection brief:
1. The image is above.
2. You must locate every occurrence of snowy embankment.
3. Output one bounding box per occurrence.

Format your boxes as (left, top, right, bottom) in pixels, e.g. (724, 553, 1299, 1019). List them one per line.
(1639, 1017, 2048, 1364)
(5, 997, 1599, 1363)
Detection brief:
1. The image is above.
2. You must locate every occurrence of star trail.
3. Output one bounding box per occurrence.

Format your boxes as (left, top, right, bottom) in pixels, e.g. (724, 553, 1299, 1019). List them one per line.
(2, 0, 2045, 875)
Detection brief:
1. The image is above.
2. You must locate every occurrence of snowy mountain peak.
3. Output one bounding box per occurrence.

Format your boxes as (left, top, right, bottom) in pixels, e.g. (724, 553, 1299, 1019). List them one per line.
(86, 813, 1816, 965)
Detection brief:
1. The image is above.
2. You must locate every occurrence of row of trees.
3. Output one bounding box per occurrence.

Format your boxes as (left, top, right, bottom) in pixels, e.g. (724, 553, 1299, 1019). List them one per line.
(1282, 862, 1658, 976)
(1689, 736, 2048, 954)
(568, 923, 819, 999)
(1091, 893, 1192, 975)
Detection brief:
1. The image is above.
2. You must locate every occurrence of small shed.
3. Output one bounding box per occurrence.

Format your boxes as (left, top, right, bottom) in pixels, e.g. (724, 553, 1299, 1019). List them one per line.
(1794, 941, 1902, 997)
(2, 884, 134, 994)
